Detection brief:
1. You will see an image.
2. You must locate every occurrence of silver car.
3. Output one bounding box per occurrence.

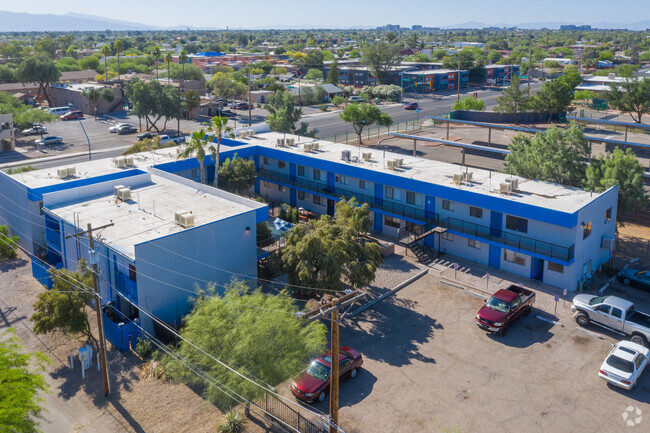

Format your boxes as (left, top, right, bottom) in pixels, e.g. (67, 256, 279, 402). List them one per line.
(35, 135, 63, 145)
(109, 123, 134, 133)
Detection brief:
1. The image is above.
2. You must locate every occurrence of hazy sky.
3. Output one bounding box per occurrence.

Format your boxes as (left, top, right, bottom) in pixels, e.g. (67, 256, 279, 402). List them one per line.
(3, 0, 648, 28)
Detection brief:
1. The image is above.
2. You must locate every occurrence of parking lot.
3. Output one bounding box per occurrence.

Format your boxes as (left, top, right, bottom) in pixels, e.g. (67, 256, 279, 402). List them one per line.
(299, 270, 650, 433)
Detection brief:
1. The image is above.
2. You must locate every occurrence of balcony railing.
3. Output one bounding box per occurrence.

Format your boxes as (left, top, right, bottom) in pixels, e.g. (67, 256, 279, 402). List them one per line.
(440, 216, 575, 262)
(258, 169, 575, 262)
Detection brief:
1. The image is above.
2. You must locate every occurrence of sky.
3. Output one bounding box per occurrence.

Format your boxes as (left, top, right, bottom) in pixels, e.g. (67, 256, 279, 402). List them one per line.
(3, 0, 649, 28)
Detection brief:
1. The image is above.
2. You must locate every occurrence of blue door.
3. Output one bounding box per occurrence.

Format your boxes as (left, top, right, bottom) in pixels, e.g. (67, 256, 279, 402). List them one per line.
(531, 258, 544, 280)
(489, 244, 501, 269)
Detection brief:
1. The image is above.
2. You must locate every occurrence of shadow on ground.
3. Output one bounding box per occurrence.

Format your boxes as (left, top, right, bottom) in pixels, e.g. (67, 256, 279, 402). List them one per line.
(486, 311, 554, 348)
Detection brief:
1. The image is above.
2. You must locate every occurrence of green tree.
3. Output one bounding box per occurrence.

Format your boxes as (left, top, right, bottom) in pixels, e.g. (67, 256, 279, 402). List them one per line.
(361, 41, 402, 84)
(218, 154, 256, 194)
(31, 260, 96, 342)
(0, 329, 50, 433)
(531, 78, 573, 121)
(558, 68, 583, 89)
(452, 96, 486, 111)
(326, 61, 339, 84)
(574, 90, 598, 101)
(16, 54, 61, 106)
(339, 103, 393, 144)
(164, 52, 173, 81)
(150, 45, 161, 80)
(331, 96, 344, 106)
(487, 49, 502, 63)
(304, 68, 323, 81)
(100, 45, 111, 82)
(33, 37, 58, 58)
(494, 76, 529, 124)
(81, 87, 115, 120)
(603, 78, 650, 123)
(0, 92, 58, 129)
(178, 49, 188, 81)
(313, 86, 328, 103)
(208, 115, 233, 188)
(178, 129, 215, 184)
(0, 225, 19, 259)
(209, 72, 247, 100)
(281, 198, 383, 295)
(124, 79, 180, 131)
(504, 123, 590, 187)
(266, 90, 315, 137)
(584, 147, 646, 220)
(163, 280, 327, 409)
(182, 90, 201, 113)
(114, 39, 124, 77)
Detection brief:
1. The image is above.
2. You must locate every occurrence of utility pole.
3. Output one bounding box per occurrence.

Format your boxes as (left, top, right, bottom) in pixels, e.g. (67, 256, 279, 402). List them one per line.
(457, 59, 461, 101)
(66, 222, 114, 397)
(303, 291, 365, 433)
(298, 76, 301, 106)
(247, 66, 252, 126)
(528, 47, 532, 97)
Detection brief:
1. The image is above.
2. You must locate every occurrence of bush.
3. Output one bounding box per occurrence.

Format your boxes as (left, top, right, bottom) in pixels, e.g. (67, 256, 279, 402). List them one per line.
(122, 137, 174, 155)
(0, 225, 19, 259)
(135, 337, 153, 359)
(319, 104, 328, 112)
(6, 165, 36, 174)
(217, 409, 245, 433)
(332, 96, 344, 106)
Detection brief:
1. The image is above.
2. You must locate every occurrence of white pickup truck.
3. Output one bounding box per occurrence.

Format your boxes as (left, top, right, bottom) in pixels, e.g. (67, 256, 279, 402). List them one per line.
(571, 295, 650, 347)
(158, 134, 185, 145)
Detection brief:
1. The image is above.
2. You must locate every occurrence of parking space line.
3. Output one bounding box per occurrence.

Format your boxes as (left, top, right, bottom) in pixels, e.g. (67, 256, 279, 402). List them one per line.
(536, 314, 564, 327)
(575, 327, 605, 340)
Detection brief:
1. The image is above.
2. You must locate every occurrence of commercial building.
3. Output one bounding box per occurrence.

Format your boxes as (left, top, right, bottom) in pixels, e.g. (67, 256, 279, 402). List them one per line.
(485, 64, 521, 85)
(0, 114, 15, 153)
(401, 69, 469, 93)
(51, 83, 124, 115)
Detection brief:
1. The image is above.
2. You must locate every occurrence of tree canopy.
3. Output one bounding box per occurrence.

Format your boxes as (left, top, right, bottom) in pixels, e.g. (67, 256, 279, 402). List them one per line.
(280, 198, 383, 295)
(452, 96, 486, 111)
(531, 77, 573, 121)
(163, 280, 327, 409)
(504, 123, 590, 187)
(0, 92, 58, 129)
(15, 54, 61, 106)
(217, 155, 256, 194)
(361, 41, 402, 84)
(339, 103, 392, 144)
(603, 78, 650, 123)
(124, 78, 180, 131)
(265, 90, 316, 137)
(0, 225, 19, 259)
(494, 75, 529, 124)
(0, 329, 50, 433)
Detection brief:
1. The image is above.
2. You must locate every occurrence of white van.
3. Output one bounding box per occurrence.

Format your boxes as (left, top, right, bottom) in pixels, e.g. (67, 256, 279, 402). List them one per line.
(48, 106, 72, 115)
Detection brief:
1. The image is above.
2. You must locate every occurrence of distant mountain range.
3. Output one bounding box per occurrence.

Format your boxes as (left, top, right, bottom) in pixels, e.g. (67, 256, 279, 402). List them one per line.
(0, 10, 648, 32)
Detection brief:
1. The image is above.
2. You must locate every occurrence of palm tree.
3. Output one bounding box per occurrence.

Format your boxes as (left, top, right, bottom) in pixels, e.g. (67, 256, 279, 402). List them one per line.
(164, 52, 173, 82)
(114, 39, 124, 79)
(179, 49, 188, 81)
(100, 45, 111, 82)
(151, 45, 161, 80)
(177, 129, 215, 185)
(208, 116, 233, 188)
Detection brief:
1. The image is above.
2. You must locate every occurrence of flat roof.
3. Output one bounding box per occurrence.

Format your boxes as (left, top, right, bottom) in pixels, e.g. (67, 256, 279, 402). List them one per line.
(47, 174, 257, 259)
(249, 132, 603, 214)
(403, 69, 466, 75)
(53, 83, 108, 92)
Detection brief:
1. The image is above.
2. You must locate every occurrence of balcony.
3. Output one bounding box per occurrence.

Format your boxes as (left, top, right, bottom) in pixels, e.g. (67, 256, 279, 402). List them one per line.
(440, 216, 575, 262)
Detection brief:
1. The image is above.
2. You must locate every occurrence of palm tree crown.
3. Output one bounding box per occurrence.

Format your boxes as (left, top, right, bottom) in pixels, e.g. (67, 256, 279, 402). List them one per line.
(177, 129, 215, 185)
(208, 116, 234, 188)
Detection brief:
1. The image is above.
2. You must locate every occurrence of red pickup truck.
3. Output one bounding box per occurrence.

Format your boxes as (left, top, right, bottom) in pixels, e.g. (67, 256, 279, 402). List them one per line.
(475, 285, 535, 336)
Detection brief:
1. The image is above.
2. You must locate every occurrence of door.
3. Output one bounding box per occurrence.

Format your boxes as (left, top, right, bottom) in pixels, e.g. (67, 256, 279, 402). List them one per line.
(591, 304, 613, 327)
(531, 258, 543, 280)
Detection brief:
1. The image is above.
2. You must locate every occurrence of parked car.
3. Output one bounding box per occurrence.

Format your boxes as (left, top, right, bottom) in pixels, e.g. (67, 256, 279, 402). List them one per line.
(348, 96, 361, 103)
(117, 125, 138, 135)
(290, 347, 363, 403)
(158, 135, 184, 145)
(475, 285, 535, 336)
(231, 102, 250, 110)
(404, 102, 418, 110)
(35, 135, 63, 145)
(618, 269, 650, 291)
(109, 123, 134, 133)
(217, 109, 237, 118)
(136, 132, 157, 141)
(60, 111, 84, 120)
(599, 340, 649, 390)
(571, 295, 650, 347)
(22, 125, 47, 135)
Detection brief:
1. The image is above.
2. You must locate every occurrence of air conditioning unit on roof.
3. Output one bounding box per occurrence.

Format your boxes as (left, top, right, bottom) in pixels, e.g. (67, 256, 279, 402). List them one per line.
(113, 157, 126, 168)
(179, 213, 195, 228)
(453, 173, 464, 184)
(124, 156, 135, 167)
(57, 168, 69, 179)
(113, 185, 125, 197)
(506, 178, 519, 191)
(465, 172, 473, 182)
(175, 210, 189, 223)
(116, 187, 131, 201)
(362, 152, 372, 161)
(66, 166, 76, 177)
(386, 160, 395, 170)
(286, 138, 295, 146)
(341, 150, 351, 161)
(500, 182, 512, 194)
(303, 143, 312, 152)
(312, 142, 319, 151)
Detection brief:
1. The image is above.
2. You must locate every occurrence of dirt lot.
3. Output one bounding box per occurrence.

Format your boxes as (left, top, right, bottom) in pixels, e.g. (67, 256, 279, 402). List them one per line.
(0, 251, 270, 433)
(295, 270, 650, 433)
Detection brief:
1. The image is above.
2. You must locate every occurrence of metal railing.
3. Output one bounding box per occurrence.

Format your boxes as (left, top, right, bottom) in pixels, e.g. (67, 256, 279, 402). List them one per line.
(255, 392, 328, 433)
(319, 119, 430, 144)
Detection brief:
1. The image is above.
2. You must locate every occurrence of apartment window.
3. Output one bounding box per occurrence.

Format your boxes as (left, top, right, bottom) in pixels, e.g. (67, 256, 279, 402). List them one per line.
(278, 161, 286, 169)
(441, 232, 454, 241)
(263, 181, 270, 188)
(313, 168, 321, 181)
(278, 185, 285, 192)
(359, 179, 367, 190)
(338, 175, 349, 185)
(128, 264, 137, 282)
(297, 165, 305, 176)
(313, 195, 321, 205)
(39, 201, 44, 215)
(406, 191, 416, 205)
(583, 221, 592, 239)
(385, 186, 395, 200)
(605, 207, 612, 222)
(468, 239, 481, 249)
(504, 249, 526, 266)
(384, 215, 400, 228)
(469, 206, 483, 219)
(442, 199, 454, 211)
(548, 262, 564, 274)
(298, 190, 305, 200)
(263, 157, 269, 165)
(506, 215, 528, 233)
(191, 168, 199, 178)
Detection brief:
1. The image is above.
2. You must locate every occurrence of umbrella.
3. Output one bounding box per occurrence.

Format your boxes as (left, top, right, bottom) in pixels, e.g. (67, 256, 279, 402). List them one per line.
(273, 218, 294, 232)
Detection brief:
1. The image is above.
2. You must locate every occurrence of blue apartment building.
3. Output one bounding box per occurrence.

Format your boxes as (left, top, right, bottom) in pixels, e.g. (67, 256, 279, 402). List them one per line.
(485, 64, 521, 85)
(401, 69, 470, 93)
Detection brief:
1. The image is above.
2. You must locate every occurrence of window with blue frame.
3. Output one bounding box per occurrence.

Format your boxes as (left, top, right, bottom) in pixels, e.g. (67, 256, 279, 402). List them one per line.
(506, 215, 528, 233)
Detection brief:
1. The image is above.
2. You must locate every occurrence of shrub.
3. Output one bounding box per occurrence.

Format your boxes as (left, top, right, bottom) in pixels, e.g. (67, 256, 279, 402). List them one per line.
(0, 225, 19, 259)
(135, 337, 153, 359)
(332, 96, 344, 106)
(217, 409, 245, 433)
(6, 165, 36, 174)
(319, 104, 328, 112)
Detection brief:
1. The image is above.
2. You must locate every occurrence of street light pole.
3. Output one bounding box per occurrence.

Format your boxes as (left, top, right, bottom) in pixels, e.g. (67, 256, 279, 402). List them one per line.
(457, 59, 461, 101)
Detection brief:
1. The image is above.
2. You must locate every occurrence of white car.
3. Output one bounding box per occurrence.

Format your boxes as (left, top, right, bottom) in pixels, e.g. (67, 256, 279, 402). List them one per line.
(109, 123, 134, 133)
(599, 340, 649, 390)
(35, 135, 63, 146)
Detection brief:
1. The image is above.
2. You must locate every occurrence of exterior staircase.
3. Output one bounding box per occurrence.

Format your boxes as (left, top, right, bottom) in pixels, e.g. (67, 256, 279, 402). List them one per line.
(408, 242, 435, 264)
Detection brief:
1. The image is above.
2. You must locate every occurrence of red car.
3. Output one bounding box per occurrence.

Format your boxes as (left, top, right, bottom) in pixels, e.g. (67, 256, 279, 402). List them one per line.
(404, 102, 418, 110)
(475, 285, 535, 336)
(60, 111, 84, 120)
(290, 346, 363, 403)
(231, 102, 250, 110)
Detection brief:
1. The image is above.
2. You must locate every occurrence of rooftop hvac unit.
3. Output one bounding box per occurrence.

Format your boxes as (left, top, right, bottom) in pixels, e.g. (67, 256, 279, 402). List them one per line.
(465, 172, 473, 182)
(286, 138, 295, 146)
(386, 160, 395, 170)
(113, 157, 126, 168)
(395, 158, 403, 168)
(66, 166, 76, 177)
(601, 236, 614, 250)
(113, 185, 125, 196)
(124, 157, 135, 167)
(453, 173, 464, 184)
(116, 187, 132, 201)
(362, 152, 372, 161)
(341, 150, 351, 161)
(178, 213, 196, 228)
(505, 178, 519, 190)
(174, 210, 190, 223)
(312, 142, 319, 151)
(57, 168, 69, 179)
(240, 131, 247, 138)
(500, 182, 512, 194)
(248, 130, 255, 137)
(303, 143, 312, 152)
(276, 138, 285, 147)
(607, 72, 616, 80)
